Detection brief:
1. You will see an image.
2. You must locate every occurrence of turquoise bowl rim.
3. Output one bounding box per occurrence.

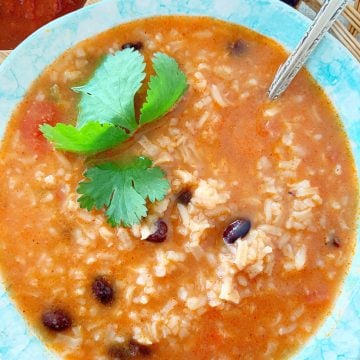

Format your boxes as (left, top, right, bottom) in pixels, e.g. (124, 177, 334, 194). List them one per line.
(0, 0, 359, 359)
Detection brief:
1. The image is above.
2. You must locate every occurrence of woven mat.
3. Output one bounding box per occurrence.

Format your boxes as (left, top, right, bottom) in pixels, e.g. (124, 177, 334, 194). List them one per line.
(300, 0, 360, 61)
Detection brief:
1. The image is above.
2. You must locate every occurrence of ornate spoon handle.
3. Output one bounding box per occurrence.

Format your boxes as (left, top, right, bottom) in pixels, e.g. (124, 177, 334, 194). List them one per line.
(268, 0, 348, 100)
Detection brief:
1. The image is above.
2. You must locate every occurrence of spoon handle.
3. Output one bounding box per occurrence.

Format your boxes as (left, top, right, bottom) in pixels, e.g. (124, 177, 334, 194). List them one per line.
(268, 0, 348, 100)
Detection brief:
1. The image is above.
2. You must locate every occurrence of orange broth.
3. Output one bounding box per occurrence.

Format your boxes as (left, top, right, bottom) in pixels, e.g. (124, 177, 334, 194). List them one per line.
(0, 16, 358, 360)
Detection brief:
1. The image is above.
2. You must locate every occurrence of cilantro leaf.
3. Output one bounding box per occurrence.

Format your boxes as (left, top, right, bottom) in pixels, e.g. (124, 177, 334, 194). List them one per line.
(140, 52, 188, 125)
(41, 51, 188, 156)
(73, 49, 145, 132)
(77, 157, 170, 227)
(40, 122, 128, 155)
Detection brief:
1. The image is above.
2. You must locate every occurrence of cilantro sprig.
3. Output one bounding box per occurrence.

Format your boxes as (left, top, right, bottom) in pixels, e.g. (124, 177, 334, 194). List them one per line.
(39, 48, 187, 227)
(40, 49, 188, 154)
(77, 157, 169, 227)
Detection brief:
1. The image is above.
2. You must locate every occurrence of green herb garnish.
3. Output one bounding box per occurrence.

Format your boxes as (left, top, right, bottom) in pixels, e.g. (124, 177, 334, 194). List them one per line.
(40, 49, 188, 154)
(39, 48, 187, 227)
(40, 122, 129, 155)
(77, 157, 169, 227)
(73, 49, 145, 131)
(140, 52, 187, 124)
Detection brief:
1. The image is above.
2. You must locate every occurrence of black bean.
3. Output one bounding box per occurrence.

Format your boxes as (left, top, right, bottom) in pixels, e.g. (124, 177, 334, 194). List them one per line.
(145, 219, 168, 243)
(42, 309, 72, 332)
(121, 41, 143, 51)
(92, 276, 114, 305)
(333, 237, 341, 247)
(327, 235, 341, 248)
(223, 219, 251, 244)
(176, 189, 192, 205)
(280, 0, 300, 7)
(128, 340, 152, 357)
(108, 344, 128, 359)
(108, 340, 151, 359)
(228, 40, 247, 56)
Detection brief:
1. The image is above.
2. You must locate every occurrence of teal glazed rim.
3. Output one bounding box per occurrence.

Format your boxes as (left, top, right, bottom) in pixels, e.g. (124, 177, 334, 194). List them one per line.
(0, 1, 359, 359)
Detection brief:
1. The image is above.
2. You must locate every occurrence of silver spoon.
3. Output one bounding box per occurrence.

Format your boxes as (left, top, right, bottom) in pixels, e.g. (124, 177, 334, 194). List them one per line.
(268, 0, 348, 100)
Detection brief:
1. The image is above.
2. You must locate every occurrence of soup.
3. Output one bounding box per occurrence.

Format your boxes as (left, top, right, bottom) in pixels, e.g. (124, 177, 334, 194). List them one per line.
(0, 16, 358, 360)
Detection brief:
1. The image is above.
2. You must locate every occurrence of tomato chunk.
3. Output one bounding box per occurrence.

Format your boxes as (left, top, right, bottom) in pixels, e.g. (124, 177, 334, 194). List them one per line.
(19, 101, 60, 152)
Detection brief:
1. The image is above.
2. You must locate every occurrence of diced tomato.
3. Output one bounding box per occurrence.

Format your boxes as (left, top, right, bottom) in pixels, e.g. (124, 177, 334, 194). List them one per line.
(19, 101, 60, 153)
